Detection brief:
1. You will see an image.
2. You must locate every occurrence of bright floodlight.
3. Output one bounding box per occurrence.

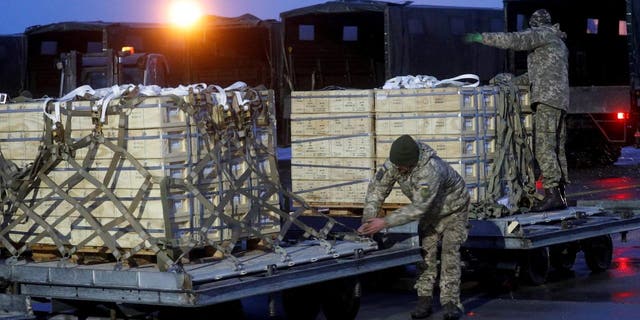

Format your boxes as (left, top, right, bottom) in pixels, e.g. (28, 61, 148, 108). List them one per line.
(169, 0, 203, 28)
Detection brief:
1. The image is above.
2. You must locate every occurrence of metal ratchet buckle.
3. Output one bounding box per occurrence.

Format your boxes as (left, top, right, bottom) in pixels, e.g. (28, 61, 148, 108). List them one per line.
(0, 93, 6, 104)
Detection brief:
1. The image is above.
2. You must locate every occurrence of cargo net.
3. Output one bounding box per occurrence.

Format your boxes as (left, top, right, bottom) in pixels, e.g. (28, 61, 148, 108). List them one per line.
(0, 83, 361, 271)
(469, 75, 540, 219)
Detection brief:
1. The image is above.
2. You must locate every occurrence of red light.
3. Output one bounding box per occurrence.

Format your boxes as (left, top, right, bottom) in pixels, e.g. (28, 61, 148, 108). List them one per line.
(617, 112, 626, 120)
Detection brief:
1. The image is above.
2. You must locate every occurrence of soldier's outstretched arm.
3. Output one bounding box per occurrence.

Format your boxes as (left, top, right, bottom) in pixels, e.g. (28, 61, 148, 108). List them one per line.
(481, 30, 547, 51)
(362, 162, 395, 222)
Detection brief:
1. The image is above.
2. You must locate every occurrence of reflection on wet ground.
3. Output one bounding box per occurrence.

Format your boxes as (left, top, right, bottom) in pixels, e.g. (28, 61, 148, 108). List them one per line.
(566, 147, 640, 201)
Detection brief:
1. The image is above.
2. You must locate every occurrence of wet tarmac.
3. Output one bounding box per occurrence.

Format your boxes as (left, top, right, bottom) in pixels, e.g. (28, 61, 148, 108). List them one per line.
(341, 231, 640, 320)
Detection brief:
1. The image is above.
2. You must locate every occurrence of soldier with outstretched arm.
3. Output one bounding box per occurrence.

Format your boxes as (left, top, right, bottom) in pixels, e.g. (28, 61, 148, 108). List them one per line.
(358, 134, 470, 320)
(466, 8, 570, 211)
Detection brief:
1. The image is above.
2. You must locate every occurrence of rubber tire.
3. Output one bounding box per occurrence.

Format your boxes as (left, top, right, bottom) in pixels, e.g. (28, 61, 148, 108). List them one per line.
(321, 278, 360, 320)
(519, 247, 550, 286)
(156, 301, 245, 320)
(583, 234, 613, 273)
(282, 285, 322, 320)
(550, 243, 578, 271)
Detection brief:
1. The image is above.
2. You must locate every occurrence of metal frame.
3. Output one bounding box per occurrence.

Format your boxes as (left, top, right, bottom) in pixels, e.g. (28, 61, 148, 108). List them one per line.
(0, 239, 412, 307)
(465, 206, 640, 249)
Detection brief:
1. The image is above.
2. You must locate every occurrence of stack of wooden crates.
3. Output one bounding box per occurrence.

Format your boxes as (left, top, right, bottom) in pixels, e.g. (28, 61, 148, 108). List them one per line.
(290, 86, 501, 212)
(0, 90, 280, 254)
(290, 90, 376, 207)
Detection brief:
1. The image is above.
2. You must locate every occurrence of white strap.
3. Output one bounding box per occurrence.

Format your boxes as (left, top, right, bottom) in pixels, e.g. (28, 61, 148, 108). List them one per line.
(42, 98, 60, 128)
(233, 91, 250, 111)
(435, 74, 480, 87)
(225, 81, 247, 91)
(211, 85, 228, 110)
(382, 74, 480, 89)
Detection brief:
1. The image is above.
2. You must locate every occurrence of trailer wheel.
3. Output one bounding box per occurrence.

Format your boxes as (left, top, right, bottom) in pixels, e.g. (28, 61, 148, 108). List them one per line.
(519, 247, 550, 286)
(282, 285, 322, 320)
(583, 234, 613, 273)
(550, 243, 578, 271)
(321, 277, 360, 320)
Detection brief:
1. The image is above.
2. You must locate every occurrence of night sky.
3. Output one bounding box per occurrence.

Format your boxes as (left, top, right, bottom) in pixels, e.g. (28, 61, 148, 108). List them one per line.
(0, 0, 503, 35)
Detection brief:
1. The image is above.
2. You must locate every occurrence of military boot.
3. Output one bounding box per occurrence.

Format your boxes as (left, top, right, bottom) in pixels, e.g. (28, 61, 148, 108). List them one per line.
(530, 187, 567, 212)
(410, 296, 433, 319)
(443, 302, 463, 320)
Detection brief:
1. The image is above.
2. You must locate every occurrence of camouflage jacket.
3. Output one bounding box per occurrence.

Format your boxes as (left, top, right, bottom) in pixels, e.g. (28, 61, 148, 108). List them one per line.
(481, 24, 569, 111)
(363, 143, 470, 228)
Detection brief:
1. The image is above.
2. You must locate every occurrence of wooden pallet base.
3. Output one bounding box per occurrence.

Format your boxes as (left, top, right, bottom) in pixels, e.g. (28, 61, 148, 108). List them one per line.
(296, 202, 405, 217)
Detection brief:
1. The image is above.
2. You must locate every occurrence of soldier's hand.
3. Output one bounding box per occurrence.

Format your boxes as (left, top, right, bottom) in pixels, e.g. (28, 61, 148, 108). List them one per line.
(357, 218, 388, 235)
(464, 33, 483, 43)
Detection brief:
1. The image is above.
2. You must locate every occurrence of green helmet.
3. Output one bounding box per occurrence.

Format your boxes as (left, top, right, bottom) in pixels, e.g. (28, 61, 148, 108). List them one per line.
(529, 9, 552, 28)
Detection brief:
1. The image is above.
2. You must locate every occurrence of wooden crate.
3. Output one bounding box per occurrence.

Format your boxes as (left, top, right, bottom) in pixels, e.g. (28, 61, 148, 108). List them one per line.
(376, 135, 496, 160)
(0, 101, 46, 132)
(9, 211, 280, 248)
(379, 183, 488, 205)
(290, 90, 374, 114)
(291, 134, 375, 158)
(66, 96, 190, 130)
(448, 159, 492, 185)
(374, 87, 491, 112)
(292, 179, 370, 204)
(0, 131, 42, 162)
(374, 155, 491, 190)
(291, 157, 375, 181)
(375, 112, 496, 136)
(13, 183, 281, 248)
(0, 127, 196, 164)
(290, 113, 374, 136)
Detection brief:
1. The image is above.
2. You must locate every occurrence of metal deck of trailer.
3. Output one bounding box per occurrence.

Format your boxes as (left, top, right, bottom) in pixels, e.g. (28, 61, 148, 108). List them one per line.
(0, 238, 417, 307)
(0, 203, 638, 312)
(465, 204, 640, 249)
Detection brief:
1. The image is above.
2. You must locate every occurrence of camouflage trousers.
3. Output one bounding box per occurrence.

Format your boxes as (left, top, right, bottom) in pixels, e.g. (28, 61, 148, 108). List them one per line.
(415, 209, 469, 310)
(534, 103, 569, 188)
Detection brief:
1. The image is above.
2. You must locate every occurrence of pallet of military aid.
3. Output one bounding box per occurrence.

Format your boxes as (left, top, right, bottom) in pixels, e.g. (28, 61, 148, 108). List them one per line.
(290, 90, 376, 207)
(290, 83, 534, 218)
(374, 86, 498, 205)
(0, 83, 302, 269)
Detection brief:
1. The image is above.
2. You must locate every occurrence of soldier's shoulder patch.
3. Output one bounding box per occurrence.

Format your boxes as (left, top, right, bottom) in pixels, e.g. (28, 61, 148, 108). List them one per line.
(419, 183, 430, 197)
(375, 167, 387, 181)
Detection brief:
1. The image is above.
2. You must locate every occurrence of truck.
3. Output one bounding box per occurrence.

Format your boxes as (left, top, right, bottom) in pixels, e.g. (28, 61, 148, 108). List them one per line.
(58, 48, 169, 97)
(504, 0, 640, 166)
(0, 34, 25, 99)
(20, 22, 171, 98)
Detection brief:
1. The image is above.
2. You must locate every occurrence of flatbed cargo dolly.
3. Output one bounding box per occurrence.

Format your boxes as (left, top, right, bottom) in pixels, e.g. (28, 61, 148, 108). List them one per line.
(0, 201, 637, 318)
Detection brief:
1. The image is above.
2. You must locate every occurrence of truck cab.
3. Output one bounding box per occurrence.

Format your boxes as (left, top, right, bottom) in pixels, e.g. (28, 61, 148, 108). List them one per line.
(59, 48, 169, 95)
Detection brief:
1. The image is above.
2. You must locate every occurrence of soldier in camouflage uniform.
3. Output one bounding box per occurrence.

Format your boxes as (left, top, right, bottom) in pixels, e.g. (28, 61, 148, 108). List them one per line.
(466, 9, 569, 211)
(358, 135, 470, 320)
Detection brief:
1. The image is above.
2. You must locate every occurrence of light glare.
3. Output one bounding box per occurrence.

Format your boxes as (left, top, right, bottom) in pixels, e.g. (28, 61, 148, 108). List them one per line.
(169, 1, 203, 28)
